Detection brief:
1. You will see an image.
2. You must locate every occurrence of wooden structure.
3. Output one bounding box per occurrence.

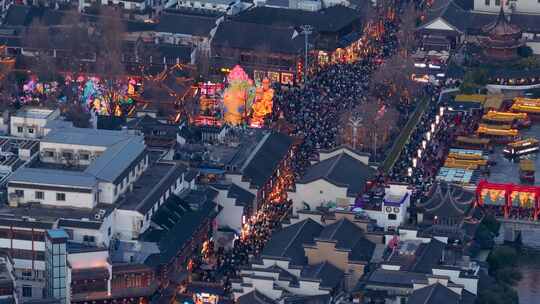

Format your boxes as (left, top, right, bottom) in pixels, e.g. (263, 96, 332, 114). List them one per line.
(480, 6, 524, 60)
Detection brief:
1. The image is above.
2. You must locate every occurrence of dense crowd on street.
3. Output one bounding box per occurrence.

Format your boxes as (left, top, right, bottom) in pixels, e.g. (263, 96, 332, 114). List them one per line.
(272, 12, 402, 175)
(189, 0, 447, 296)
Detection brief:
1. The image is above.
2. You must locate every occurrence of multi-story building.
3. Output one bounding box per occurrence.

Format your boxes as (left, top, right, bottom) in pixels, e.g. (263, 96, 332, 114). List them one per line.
(10, 107, 60, 139)
(474, 0, 540, 14)
(78, 0, 150, 13)
(174, 0, 245, 14)
(7, 126, 148, 209)
(0, 254, 17, 304)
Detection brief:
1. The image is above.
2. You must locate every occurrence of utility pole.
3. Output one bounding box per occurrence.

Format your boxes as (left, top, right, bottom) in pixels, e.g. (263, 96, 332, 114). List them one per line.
(299, 25, 313, 83)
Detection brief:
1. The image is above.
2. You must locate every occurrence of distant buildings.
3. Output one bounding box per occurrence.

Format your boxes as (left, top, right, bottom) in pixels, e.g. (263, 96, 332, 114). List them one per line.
(473, 0, 540, 14)
(418, 0, 540, 54)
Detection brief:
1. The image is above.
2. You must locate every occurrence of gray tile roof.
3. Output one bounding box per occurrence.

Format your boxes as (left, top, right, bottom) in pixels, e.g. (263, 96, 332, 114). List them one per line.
(410, 239, 446, 273)
(299, 153, 375, 196)
(418, 182, 473, 224)
(144, 200, 217, 267)
(367, 269, 427, 288)
(408, 283, 460, 304)
(42, 127, 141, 147)
(156, 12, 218, 36)
(283, 294, 332, 304)
(262, 218, 323, 266)
(227, 183, 255, 207)
(57, 219, 102, 230)
(300, 261, 343, 289)
(241, 132, 293, 188)
(0, 217, 54, 229)
(237, 290, 277, 304)
(317, 218, 375, 262)
(212, 21, 304, 55)
(231, 5, 360, 33)
(8, 167, 97, 188)
(84, 136, 146, 183)
(117, 163, 186, 213)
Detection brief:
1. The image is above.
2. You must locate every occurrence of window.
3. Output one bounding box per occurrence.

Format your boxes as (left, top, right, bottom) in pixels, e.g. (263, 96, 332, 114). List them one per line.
(79, 153, 90, 161)
(495, 0, 500, 5)
(35, 191, 44, 200)
(485, 0, 490, 5)
(61, 151, 73, 160)
(44, 150, 54, 158)
(22, 285, 32, 297)
(21, 270, 32, 279)
(56, 193, 66, 201)
(108, 227, 112, 236)
(388, 214, 397, 220)
(28, 128, 34, 134)
(17, 127, 23, 133)
(83, 235, 95, 243)
(15, 190, 24, 198)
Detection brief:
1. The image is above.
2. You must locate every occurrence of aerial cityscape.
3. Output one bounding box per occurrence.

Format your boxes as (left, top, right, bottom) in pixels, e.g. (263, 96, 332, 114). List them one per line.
(0, 0, 536, 303)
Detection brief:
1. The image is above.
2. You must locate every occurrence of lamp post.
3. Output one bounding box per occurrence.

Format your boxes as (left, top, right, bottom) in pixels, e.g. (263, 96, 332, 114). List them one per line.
(300, 25, 313, 83)
(349, 116, 363, 149)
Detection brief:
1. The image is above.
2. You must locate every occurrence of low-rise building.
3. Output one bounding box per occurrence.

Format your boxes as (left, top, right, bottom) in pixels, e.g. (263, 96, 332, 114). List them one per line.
(359, 183, 412, 231)
(361, 235, 480, 304)
(233, 212, 380, 302)
(289, 147, 375, 214)
(7, 126, 148, 209)
(10, 107, 60, 139)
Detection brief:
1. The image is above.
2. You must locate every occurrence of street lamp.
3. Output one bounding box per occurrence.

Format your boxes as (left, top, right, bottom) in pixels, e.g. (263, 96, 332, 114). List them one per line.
(300, 25, 314, 83)
(349, 116, 363, 149)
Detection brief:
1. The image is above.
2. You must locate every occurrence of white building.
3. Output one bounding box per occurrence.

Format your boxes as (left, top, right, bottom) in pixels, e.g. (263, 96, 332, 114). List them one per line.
(0, 217, 53, 302)
(362, 183, 411, 231)
(7, 127, 148, 209)
(474, 0, 540, 14)
(10, 107, 60, 139)
(78, 0, 149, 12)
(175, 0, 244, 14)
(289, 147, 375, 215)
(210, 183, 255, 233)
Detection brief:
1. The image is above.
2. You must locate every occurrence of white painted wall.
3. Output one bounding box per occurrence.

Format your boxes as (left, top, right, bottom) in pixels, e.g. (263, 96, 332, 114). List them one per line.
(0, 239, 44, 251)
(107, 209, 144, 241)
(8, 185, 97, 209)
(39, 142, 106, 165)
(63, 227, 105, 246)
(289, 179, 354, 215)
(214, 188, 244, 232)
(474, 0, 540, 14)
(10, 109, 60, 139)
(432, 268, 478, 295)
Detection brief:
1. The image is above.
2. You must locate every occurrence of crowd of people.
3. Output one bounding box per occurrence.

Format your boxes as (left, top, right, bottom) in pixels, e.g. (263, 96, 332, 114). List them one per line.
(188, 0, 442, 297)
(272, 9, 402, 176)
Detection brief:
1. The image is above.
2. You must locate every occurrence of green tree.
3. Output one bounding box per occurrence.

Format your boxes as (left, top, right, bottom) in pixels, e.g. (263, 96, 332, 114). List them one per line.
(460, 68, 489, 94)
(495, 267, 522, 286)
(517, 45, 533, 58)
(482, 213, 500, 235)
(476, 282, 519, 304)
(487, 246, 518, 272)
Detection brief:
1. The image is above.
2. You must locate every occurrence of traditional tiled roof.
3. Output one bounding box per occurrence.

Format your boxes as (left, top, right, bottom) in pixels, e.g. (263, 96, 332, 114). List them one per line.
(212, 21, 303, 55)
(299, 153, 375, 197)
(262, 218, 323, 266)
